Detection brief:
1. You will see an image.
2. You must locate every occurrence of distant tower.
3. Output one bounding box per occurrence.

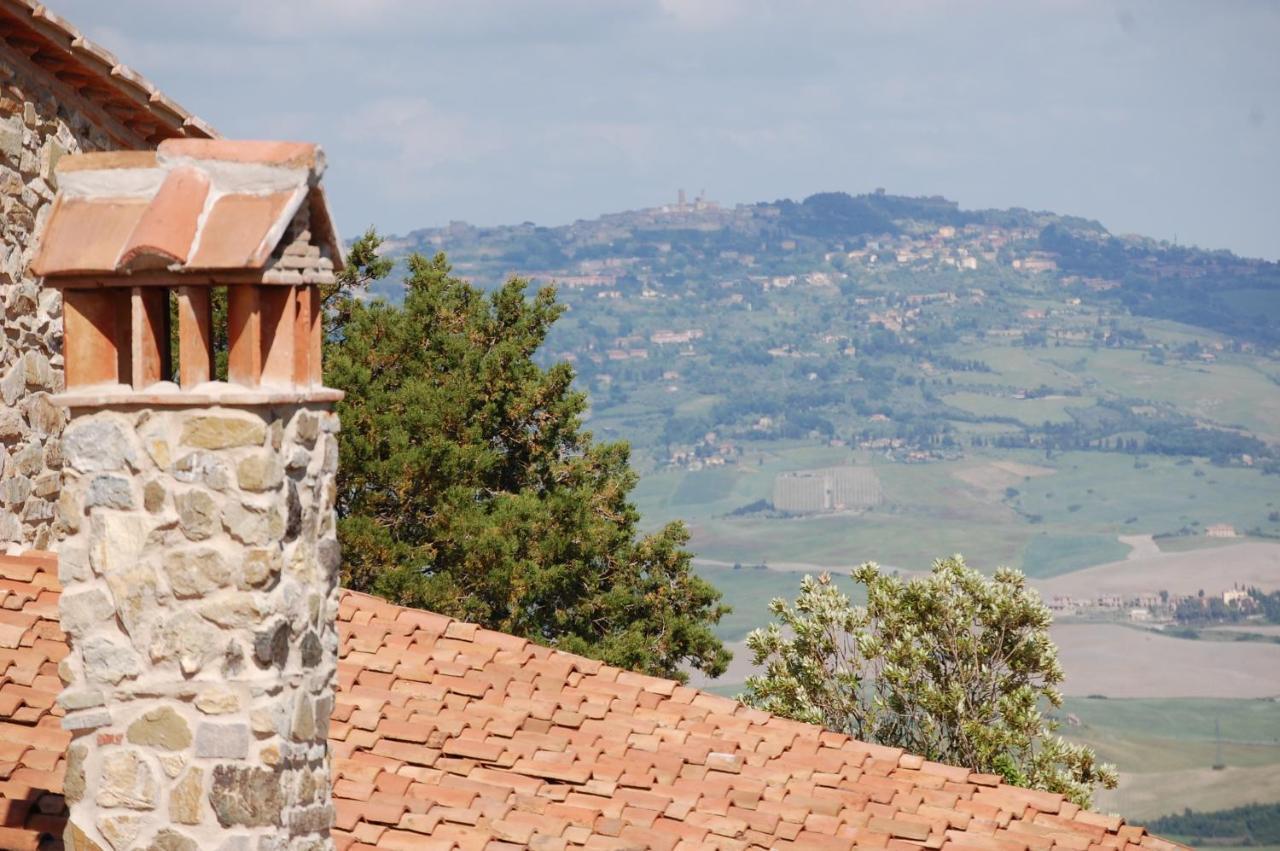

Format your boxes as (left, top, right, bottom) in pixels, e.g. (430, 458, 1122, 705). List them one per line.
(678, 188, 686, 210)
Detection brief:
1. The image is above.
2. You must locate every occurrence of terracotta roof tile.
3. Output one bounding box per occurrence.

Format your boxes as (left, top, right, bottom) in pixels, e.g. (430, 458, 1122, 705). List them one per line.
(0, 0, 215, 146)
(0, 553, 1183, 850)
(118, 165, 211, 268)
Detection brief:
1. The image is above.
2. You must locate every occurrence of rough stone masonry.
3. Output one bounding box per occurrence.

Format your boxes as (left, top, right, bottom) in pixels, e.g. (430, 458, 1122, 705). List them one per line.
(2, 7, 214, 554)
(56, 403, 340, 851)
(0, 45, 103, 552)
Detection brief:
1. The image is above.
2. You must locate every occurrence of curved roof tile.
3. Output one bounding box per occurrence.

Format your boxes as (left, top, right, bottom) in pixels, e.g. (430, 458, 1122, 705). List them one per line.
(30, 140, 343, 278)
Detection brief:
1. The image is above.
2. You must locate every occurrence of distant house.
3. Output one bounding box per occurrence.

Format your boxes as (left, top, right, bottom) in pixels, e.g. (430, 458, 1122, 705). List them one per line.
(1206, 523, 1238, 538)
(650, 328, 704, 345)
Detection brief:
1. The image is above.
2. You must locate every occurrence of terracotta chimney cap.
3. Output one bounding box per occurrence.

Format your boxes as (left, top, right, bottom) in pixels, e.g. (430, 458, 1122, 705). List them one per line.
(31, 140, 343, 280)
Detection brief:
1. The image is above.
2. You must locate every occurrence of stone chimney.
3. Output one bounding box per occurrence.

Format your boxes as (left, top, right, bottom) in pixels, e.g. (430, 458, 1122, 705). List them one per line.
(34, 140, 344, 851)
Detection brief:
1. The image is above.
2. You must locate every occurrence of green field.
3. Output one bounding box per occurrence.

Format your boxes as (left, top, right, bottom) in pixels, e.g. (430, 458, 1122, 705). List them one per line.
(942, 390, 1088, 425)
(1020, 534, 1133, 578)
(636, 448, 1280, 579)
(693, 564, 866, 643)
(1064, 698, 1280, 820)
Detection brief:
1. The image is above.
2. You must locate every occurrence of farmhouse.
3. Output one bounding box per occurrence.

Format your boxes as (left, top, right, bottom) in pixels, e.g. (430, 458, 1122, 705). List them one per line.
(0, 4, 1185, 850)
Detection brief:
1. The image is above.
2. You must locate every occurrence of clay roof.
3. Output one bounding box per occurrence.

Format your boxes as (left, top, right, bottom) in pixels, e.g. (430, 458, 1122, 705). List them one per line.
(0, 553, 1182, 851)
(30, 140, 343, 279)
(0, 0, 215, 146)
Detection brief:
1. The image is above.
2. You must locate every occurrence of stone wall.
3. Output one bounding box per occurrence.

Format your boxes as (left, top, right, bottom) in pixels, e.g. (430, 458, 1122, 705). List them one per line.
(0, 43, 122, 552)
(56, 403, 340, 851)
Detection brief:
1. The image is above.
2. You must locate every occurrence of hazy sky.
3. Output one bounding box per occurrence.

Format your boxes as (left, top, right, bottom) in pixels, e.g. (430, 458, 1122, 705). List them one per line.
(59, 0, 1280, 259)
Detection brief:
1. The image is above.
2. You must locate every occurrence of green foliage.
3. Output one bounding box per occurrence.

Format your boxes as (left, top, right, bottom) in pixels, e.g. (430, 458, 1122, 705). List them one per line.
(741, 557, 1117, 805)
(325, 247, 729, 681)
(325, 226, 394, 338)
(1149, 802, 1280, 846)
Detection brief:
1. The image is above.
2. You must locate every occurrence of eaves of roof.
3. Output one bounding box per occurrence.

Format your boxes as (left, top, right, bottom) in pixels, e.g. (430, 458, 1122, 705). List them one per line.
(0, 0, 216, 147)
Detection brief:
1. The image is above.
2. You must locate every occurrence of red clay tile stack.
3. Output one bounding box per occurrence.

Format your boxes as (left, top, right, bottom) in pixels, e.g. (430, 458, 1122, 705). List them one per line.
(0, 552, 1184, 851)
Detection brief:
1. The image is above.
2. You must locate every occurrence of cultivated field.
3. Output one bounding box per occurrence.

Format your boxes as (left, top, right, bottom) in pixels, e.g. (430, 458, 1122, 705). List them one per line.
(1062, 696, 1280, 820)
(1097, 762, 1280, 821)
(950, 459, 1055, 495)
(1036, 541, 1280, 599)
(1052, 624, 1280, 698)
(638, 448, 1280, 578)
(1208, 624, 1280, 637)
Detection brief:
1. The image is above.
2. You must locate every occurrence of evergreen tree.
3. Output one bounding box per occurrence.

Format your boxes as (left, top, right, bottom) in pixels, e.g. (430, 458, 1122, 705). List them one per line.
(325, 242, 729, 681)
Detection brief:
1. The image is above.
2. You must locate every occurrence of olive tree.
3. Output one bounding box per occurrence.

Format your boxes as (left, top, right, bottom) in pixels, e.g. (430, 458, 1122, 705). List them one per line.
(742, 556, 1117, 806)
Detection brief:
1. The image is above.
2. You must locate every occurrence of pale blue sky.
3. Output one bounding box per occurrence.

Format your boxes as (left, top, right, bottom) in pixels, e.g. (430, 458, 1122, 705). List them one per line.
(59, 0, 1280, 259)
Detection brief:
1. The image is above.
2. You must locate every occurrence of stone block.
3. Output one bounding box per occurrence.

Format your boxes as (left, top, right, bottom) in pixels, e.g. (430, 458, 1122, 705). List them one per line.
(180, 415, 266, 450)
(88, 511, 151, 576)
(83, 636, 142, 685)
(65, 821, 106, 851)
(62, 417, 138, 473)
(0, 114, 22, 162)
(0, 474, 32, 505)
(126, 706, 192, 750)
(241, 548, 281, 589)
(138, 416, 172, 468)
(145, 830, 199, 851)
(58, 688, 106, 711)
(62, 707, 112, 731)
(22, 390, 63, 435)
(159, 752, 187, 778)
(150, 610, 220, 676)
(97, 813, 144, 851)
(105, 566, 158, 638)
(164, 547, 232, 598)
(195, 722, 250, 758)
(252, 618, 290, 668)
(143, 479, 167, 512)
(0, 407, 22, 440)
(209, 765, 284, 828)
(84, 475, 135, 509)
(175, 489, 219, 540)
(300, 631, 322, 667)
(0, 364, 25, 406)
(195, 686, 241, 715)
(236, 452, 283, 492)
(59, 588, 114, 637)
(12, 442, 42, 475)
(224, 501, 272, 545)
(287, 803, 334, 834)
(199, 591, 268, 629)
(171, 450, 232, 490)
(290, 695, 316, 742)
(64, 743, 88, 803)
(21, 350, 53, 388)
(96, 749, 157, 810)
(170, 766, 204, 824)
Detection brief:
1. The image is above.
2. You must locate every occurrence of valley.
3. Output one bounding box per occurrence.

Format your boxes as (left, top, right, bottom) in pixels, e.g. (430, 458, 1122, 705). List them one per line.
(383, 190, 1280, 819)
